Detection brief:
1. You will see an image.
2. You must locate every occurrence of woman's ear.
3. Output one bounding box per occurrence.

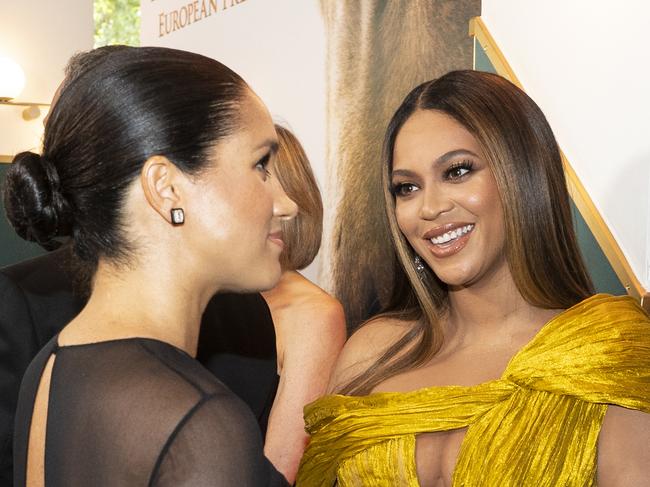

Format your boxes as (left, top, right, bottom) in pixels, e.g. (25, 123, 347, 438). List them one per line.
(140, 156, 185, 225)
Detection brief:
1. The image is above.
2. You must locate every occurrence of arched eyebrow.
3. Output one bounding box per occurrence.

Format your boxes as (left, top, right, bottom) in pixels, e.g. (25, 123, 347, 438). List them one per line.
(391, 149, 480, 178)
(254, 139, 279, 154)
(391, 168, 418, 179)
(434, 149, 479, 165)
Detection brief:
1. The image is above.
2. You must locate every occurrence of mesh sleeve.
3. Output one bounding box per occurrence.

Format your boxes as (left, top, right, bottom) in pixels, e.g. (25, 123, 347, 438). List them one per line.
(151, 393, 288, 486)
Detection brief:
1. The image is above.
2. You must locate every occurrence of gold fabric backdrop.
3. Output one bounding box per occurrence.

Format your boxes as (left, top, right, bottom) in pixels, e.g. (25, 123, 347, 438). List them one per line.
(320, 1, 481, 328)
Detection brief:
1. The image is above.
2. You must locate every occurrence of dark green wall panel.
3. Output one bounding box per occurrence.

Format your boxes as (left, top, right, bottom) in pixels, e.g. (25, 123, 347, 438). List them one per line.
(0, 164, 46, 268)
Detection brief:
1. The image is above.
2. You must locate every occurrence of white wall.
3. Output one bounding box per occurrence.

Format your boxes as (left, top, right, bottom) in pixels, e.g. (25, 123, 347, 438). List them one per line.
(141, 0, 326, 283)
(482, 1, 650, 290)
(0, 0, 94, 156)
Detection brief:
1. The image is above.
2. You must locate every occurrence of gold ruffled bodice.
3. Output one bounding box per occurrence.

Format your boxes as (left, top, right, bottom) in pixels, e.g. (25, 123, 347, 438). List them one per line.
(297, 294, 650, 486)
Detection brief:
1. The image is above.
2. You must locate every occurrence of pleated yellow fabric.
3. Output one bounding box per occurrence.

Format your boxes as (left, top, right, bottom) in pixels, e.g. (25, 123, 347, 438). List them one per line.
(296, 294, 650, 486)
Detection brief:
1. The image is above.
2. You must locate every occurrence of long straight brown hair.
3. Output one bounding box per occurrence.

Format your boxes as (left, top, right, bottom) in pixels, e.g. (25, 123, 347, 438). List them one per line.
(340, 70, 594, 395)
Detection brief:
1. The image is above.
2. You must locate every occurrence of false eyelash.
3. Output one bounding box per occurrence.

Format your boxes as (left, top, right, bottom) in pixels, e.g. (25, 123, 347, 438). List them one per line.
(255, 153, 273, 179)
(445, 160, 474, 179)
(256, 153, 271, 169)
(391, 182, 417, 197)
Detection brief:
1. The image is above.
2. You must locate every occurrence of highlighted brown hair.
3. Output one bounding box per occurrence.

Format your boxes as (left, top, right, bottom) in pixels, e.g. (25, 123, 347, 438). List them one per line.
(275, 125, 323, 271)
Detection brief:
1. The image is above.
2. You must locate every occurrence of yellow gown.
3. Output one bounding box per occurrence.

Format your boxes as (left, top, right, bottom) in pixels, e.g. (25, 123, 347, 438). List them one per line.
(297, 294, 650, 486)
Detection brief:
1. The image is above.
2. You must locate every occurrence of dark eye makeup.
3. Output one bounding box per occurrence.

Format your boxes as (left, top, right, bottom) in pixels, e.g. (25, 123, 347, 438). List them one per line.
(391, 181, 418, 197)
(391, 158, 475, 196)
(444, 159, 474, 180)
(255, 152, 272, 180)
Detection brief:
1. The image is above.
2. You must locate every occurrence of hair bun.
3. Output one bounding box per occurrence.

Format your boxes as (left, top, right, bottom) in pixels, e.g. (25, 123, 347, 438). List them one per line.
(3, 151, 74, 248)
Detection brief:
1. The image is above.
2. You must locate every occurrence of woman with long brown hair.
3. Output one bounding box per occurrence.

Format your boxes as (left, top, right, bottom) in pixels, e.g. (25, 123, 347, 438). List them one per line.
(297, 70, 650, 486)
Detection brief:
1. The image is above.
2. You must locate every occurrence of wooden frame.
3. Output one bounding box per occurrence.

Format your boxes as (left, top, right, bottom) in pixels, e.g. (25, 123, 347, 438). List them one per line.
(469, 16, 648, 308)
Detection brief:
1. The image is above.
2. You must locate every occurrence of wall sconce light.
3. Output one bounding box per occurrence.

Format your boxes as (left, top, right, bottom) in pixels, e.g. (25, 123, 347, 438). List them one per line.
(0, 55, 49, 121)
(0, 55, 25, 101)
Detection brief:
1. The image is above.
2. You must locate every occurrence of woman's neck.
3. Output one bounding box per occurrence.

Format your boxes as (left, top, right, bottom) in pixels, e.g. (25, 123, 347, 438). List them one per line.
(261, 269, 302, 301)
(59, 258, 211, 357)
(443, 266, 560, 349)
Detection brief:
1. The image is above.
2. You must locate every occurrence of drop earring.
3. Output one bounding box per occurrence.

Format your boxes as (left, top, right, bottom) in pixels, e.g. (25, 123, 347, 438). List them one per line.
(414, 255, 426, 277)
(170, 208, 185, 225)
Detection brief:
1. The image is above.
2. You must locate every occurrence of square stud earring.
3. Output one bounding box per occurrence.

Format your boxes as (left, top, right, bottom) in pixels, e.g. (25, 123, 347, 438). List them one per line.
(170, 208, 185, 225)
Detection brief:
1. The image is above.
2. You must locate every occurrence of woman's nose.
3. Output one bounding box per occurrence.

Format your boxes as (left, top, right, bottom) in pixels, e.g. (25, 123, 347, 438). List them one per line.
(418, 186, 453, 220)
(272, 177, 298, 220)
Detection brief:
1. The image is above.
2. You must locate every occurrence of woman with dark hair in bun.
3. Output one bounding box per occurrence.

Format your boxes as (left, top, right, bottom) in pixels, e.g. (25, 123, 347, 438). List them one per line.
(5, 46, 296, 486)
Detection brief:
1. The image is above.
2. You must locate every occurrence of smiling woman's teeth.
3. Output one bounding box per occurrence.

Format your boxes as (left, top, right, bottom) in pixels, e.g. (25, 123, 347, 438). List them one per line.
(430, 224, 474, 245)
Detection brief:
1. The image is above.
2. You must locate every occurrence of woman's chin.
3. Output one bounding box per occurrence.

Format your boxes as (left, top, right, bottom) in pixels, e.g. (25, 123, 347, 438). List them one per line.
(432, 268, 478, 289)
(217, 264, 281, 294)
(251, 265, 283, 293)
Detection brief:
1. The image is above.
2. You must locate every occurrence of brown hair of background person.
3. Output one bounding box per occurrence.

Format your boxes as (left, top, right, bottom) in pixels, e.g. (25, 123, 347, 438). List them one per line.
(274, 125, 323, 272)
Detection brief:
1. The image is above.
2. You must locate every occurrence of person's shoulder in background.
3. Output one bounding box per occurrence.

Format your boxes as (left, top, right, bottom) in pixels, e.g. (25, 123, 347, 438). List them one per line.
(0, 247, 85, 485)
(1, 247, 85, 343)
(197, 291, 280, 433)
(266, 270, 346, 374)
(262, 271, 346, 481)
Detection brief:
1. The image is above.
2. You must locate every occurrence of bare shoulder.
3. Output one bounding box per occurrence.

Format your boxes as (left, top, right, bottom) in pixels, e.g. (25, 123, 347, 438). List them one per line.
(271, 273, 346, 336)
(328, 315, 413, 393)
(267, 273, 346, 369)
(294, 279, 345, 321)
(598, 405, 650, 485)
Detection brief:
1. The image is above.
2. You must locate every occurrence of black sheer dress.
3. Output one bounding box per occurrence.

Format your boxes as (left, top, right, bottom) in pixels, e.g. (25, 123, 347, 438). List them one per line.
(13, 335, 288, 486)
(197, 293, 279, 437)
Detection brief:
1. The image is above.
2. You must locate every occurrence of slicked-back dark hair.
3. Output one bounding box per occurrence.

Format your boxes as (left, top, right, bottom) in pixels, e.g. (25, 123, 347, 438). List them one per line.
(4, 47, 248, 270)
